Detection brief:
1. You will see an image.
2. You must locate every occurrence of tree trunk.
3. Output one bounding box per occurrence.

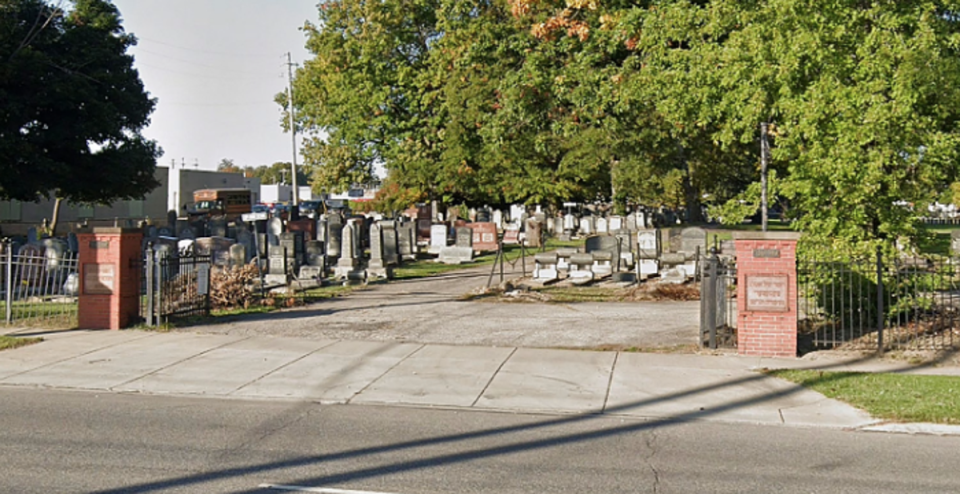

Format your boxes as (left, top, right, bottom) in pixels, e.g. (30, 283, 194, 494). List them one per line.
(50, 197, 63, 237)
(675, 141, 704, 223)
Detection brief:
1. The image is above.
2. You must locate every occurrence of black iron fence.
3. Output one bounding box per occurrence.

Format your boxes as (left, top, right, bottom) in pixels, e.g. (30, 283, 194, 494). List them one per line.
(699, 252, 738, 349)
(0, 243, 79, 328)
(798, 250, 960, 352)
(139, 252, 211, 326)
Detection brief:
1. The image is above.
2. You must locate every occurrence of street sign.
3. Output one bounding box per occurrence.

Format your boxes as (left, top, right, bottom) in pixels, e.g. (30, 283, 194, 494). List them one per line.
(242, 212, 268, 222)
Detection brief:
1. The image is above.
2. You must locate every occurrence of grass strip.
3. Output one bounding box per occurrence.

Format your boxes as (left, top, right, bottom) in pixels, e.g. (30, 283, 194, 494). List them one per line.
(0, 335, 43, 351)
(765, 369, 960, 424)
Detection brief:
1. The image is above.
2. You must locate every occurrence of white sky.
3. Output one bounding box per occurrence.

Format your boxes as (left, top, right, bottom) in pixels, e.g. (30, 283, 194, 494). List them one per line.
(110, 0, 319, 171)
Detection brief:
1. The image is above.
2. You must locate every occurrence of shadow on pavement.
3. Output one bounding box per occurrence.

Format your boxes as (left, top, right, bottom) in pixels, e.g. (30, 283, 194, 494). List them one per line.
(86, 351, 954, 494)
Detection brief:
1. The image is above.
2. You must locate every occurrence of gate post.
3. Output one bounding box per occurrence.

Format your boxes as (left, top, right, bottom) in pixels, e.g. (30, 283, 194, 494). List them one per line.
(699, 249, 719, 349)
(77, 227, 143, 330)
(734, 232, 801, 358)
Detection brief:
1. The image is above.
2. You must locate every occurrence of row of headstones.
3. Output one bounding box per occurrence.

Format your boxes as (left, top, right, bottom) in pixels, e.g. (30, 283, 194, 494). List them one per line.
(426, 223, 501, 265)
(532, 227, 713, 285)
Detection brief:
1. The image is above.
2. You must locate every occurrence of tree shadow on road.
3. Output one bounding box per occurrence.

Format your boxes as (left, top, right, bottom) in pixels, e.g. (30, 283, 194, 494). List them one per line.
(86, 349, 958, 494)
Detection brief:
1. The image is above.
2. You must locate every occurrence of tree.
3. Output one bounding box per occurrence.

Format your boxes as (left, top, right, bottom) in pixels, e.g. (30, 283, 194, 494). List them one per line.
(217, 158, 242, 174)
(0, 0, 161, 233)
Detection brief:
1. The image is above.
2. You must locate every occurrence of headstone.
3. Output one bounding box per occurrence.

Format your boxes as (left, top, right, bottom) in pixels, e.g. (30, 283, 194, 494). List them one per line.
(381, 221, 400, 265)
(287, 219, 316, 245)
(298, 265, 324, 282)
(596, 217, 609, 234)
(533, 252, 559, 283)
(26, 227, 39, 245)
(326, 214, 343, 259)
(503, 228, 520, 245)
(236, 228, 255, 263)
(366, 222, 392, 279)
(469, 222, 498, 253)
(41, 238, 68, 272)
(176, 239, 195, 257)
(579, 216, 595, 236)
(568, 252, 596, 285)
(229, 244, 247, 267)
(178, 225, 196, 240)
(637, 230, 659, 259)
(208, 219, 228, 238)
(625, 214, 638, 232)
(67, 232, 79, 254)
(524, 219, 542, 248)
(194, 237, 235, 266)
(264, 242, 290, 286)
(305, 240, 325, 268)
(278, 231, 303, 268)
(492, 210, 504, 230)
(316, 217, 328, 242)
(267, 217, 283, 246)
(476, 208, 492, 223)
(563, 213, 577, 233)
(555, 247, 578, 272)
(157, 227, 174, 238)
(438, 246, 474, 265)
(397, 221, 416, 261)
(428, 224, 448, 255)
(680, 227, 707, 255)
(455, 227, 473, 249)
(335, 223, 365, 282)
(609, 216, 623, 232)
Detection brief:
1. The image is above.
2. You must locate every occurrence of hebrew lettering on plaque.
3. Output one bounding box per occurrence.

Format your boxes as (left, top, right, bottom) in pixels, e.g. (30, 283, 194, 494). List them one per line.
(745, 274, 789, 312)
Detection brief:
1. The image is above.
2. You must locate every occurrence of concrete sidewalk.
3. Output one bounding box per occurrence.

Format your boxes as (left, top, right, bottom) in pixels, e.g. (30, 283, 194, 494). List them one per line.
(0, 329, 900, 430)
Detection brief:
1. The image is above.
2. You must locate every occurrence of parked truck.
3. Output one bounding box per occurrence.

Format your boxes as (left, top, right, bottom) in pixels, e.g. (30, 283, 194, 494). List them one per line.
(184, 188, 252, 222)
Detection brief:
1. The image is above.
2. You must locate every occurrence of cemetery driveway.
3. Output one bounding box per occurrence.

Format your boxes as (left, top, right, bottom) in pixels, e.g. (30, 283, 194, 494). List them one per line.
(181, 262, 701, 350)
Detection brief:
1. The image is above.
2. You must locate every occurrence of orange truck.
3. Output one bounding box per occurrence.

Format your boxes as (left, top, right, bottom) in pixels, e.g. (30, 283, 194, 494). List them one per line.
(185, 188, 252, 222)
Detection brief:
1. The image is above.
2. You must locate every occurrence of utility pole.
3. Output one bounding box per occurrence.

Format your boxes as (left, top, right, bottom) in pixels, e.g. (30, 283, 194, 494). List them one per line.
(285, 52, 300, 213)
(760, 122, 770, 232)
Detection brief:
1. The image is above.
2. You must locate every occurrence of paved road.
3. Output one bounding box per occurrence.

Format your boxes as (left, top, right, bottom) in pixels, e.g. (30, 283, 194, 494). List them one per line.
(179, 262, 701, 350)
(1, 388, 958, 494)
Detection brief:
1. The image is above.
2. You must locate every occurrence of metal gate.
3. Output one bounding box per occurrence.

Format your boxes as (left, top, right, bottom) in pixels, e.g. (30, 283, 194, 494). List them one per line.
(699, 252, 738, 349)
(140, 252, 211, 326)
(1, 242, 79, 328)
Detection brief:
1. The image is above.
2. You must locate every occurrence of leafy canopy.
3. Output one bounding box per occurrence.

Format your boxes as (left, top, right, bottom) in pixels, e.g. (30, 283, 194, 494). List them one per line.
(0, 0, 160, 204)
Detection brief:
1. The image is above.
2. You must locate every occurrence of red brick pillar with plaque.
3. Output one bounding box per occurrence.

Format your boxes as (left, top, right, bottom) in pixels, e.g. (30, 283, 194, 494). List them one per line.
(734, 232, 801, 358)
(77, 227, 143, 330)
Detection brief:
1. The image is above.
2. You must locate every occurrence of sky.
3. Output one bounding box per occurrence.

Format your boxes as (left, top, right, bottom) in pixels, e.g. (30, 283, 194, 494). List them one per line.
(109, 0, 319, 171)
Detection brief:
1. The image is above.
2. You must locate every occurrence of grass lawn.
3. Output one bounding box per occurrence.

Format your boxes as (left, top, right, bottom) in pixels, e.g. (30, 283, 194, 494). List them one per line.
(0, 335, 43, 351)
(765, 369, 960, 424)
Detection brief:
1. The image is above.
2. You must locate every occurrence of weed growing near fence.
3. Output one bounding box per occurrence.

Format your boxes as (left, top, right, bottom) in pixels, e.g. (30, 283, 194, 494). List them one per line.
(0, 335, 42, 351)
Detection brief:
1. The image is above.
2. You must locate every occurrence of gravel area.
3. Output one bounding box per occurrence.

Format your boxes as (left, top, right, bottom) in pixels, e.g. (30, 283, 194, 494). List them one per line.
(176, 262, 702, 350)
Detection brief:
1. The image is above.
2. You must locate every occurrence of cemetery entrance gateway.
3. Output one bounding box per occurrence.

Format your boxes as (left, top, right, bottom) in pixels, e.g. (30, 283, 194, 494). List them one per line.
(140, 248, 211, 326)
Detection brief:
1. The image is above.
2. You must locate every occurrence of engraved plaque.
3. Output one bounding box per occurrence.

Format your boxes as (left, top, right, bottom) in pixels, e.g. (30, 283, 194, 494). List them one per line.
(745, 274, 789, 312)
(83, 263, 115, 295)
(89, 240, 110, 250)
(753, 248, 781, 258)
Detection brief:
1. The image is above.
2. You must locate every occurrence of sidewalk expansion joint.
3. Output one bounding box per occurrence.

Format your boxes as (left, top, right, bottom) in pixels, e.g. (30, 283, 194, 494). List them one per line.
(229, 339, 340, 395)
(346, 343, 426, 404)
(110, 335, 253, 389)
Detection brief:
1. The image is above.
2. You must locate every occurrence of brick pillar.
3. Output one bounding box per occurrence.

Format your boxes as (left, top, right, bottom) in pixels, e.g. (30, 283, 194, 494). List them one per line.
(77, 228, 143, 330)
(734, 232, 801, 358)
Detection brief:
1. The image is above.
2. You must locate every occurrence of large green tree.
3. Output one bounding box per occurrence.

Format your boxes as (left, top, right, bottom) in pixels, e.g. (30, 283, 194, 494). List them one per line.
(1, 0, 160, 231)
